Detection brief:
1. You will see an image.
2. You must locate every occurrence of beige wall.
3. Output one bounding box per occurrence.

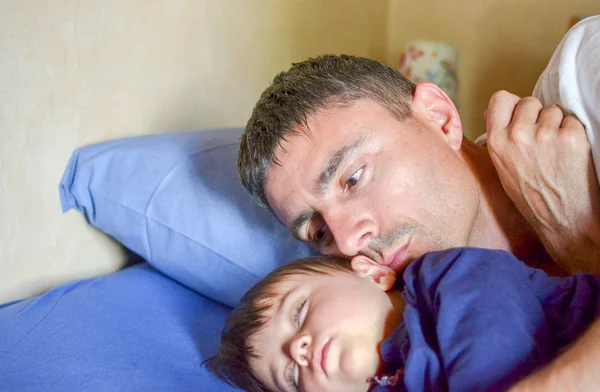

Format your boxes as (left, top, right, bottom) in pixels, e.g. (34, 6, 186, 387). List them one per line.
(2, 0, 599, 303)
(0, 0, 387, 303)
(386, 0, 600, 140)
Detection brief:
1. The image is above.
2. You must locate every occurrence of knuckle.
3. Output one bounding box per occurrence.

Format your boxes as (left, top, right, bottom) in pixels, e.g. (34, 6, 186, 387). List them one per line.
(563, 114, 586, 129)
(548, 103, 565, 112)
(535, 127, 553, 144)
(494, 90, 511, 98)
(508, 124, 531, 145)
(543, 103, 565, 116)
(560, 124, 589, 151)
(490, 90, 514, 104)
(520, 96, 542, 108)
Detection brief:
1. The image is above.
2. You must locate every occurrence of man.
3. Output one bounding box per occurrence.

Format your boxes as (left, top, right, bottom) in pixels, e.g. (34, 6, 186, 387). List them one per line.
(239, 56, 559, 273)
(238, 16, 600, 392)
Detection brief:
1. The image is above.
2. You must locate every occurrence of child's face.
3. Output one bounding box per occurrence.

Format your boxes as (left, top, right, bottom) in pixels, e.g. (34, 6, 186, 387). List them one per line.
(248, 263, 400, 392)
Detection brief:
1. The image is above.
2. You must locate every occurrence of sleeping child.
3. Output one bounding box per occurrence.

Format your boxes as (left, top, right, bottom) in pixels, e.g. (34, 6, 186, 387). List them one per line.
(207, 247, 600, 391)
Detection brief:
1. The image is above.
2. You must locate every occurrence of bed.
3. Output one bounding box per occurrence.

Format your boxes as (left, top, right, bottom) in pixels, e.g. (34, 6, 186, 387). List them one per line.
(0, 127, 315, 391)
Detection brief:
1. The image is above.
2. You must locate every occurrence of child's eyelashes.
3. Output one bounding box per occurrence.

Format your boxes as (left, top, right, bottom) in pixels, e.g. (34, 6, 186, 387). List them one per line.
(286, 363, 299, 392)
(293, 299, 307, 329)
(287, 298, 307, 391)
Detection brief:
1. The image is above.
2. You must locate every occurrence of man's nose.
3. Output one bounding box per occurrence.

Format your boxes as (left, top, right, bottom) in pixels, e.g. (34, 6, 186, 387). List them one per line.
(324, 208, 377, 256)
(289, 333, 311, 367)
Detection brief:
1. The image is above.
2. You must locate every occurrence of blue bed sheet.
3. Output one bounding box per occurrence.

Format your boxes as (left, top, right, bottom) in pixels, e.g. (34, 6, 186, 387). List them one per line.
(0, 263, 241, 391)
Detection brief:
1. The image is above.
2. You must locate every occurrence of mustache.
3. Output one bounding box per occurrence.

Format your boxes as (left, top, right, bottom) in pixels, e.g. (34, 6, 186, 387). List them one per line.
(360, 223, 420, 259)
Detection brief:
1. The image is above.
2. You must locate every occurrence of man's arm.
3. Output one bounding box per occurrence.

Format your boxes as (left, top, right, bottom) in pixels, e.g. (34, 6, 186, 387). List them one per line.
(485, 15, 600, 274)
(485, 91, 600, 392)
(509, 321, 600, 392)
(485, 91, 600, 274)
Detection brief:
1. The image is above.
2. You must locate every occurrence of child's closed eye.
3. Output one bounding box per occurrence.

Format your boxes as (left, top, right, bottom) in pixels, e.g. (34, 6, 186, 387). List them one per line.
(293, 299, 307, 328)
(286, 363, 299, 392)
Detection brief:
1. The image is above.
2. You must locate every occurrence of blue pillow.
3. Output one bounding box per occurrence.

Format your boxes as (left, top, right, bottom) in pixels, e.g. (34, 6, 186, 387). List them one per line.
(59, 128, 314, 307)
(0, 263, 240, 391)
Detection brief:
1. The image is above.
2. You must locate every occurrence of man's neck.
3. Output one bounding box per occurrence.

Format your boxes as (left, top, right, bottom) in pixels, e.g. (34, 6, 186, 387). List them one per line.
(460, 139, 558, 272)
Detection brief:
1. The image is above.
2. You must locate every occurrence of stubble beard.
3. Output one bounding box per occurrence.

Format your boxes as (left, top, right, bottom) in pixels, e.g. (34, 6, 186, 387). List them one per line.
(365, 221, 449, 261)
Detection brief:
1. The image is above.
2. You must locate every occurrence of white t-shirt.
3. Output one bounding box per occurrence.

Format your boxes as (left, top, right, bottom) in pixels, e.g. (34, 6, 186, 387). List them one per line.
(533, 15, 600, 182)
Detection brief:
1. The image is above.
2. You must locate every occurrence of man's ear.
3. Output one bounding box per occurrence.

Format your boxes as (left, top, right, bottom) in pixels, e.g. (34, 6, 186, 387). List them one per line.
(411, 82, 463, 151)
(351, 255, 396, 291)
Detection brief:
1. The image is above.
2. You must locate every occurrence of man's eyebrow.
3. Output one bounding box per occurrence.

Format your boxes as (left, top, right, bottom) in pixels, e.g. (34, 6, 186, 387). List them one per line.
(315, 136, 368, 195)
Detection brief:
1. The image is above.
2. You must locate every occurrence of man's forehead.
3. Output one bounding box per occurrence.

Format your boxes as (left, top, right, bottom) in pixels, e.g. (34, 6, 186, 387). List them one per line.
(264, 132, 318, 220)
(273, 106, 343, 163)
(274, 126, 318, 163)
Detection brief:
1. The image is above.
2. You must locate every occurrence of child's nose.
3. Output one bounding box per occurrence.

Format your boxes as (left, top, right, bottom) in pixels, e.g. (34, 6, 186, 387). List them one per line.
(290, 333, 312, 367)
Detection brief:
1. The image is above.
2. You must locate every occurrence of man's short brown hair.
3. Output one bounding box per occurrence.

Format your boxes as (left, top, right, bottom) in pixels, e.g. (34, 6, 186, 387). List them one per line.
(238, 54, 416, 211)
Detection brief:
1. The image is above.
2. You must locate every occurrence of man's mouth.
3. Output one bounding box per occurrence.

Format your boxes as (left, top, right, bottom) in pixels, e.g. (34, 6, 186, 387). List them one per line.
(385, 240, 411, 273)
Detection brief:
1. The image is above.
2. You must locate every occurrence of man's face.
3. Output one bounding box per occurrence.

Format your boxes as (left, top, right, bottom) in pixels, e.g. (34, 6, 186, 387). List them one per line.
(248, 268, 395, 392)
(264, 98, 480, 272)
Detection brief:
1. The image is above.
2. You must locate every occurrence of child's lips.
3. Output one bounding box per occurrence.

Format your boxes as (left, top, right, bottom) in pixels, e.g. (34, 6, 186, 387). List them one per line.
(318, 338, 332, 377)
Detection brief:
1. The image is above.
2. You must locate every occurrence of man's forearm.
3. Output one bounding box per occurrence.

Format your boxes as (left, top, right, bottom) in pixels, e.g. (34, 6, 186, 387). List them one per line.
(510, 319, 600, 391)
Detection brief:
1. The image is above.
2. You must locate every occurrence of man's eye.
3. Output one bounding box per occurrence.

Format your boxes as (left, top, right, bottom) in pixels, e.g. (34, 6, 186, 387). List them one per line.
(344, 167, 363, 191)
(306, 219, 334, 250)
(312, 224, 337, 252)
(314, 224, 327, 243)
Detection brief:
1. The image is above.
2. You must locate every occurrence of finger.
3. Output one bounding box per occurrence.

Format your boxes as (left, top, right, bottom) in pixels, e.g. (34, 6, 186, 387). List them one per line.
(486, 90, 521, 135)
(512, 96, 543, 124)
(537, 104, 565, 131)
(560, 114, 586, 132)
